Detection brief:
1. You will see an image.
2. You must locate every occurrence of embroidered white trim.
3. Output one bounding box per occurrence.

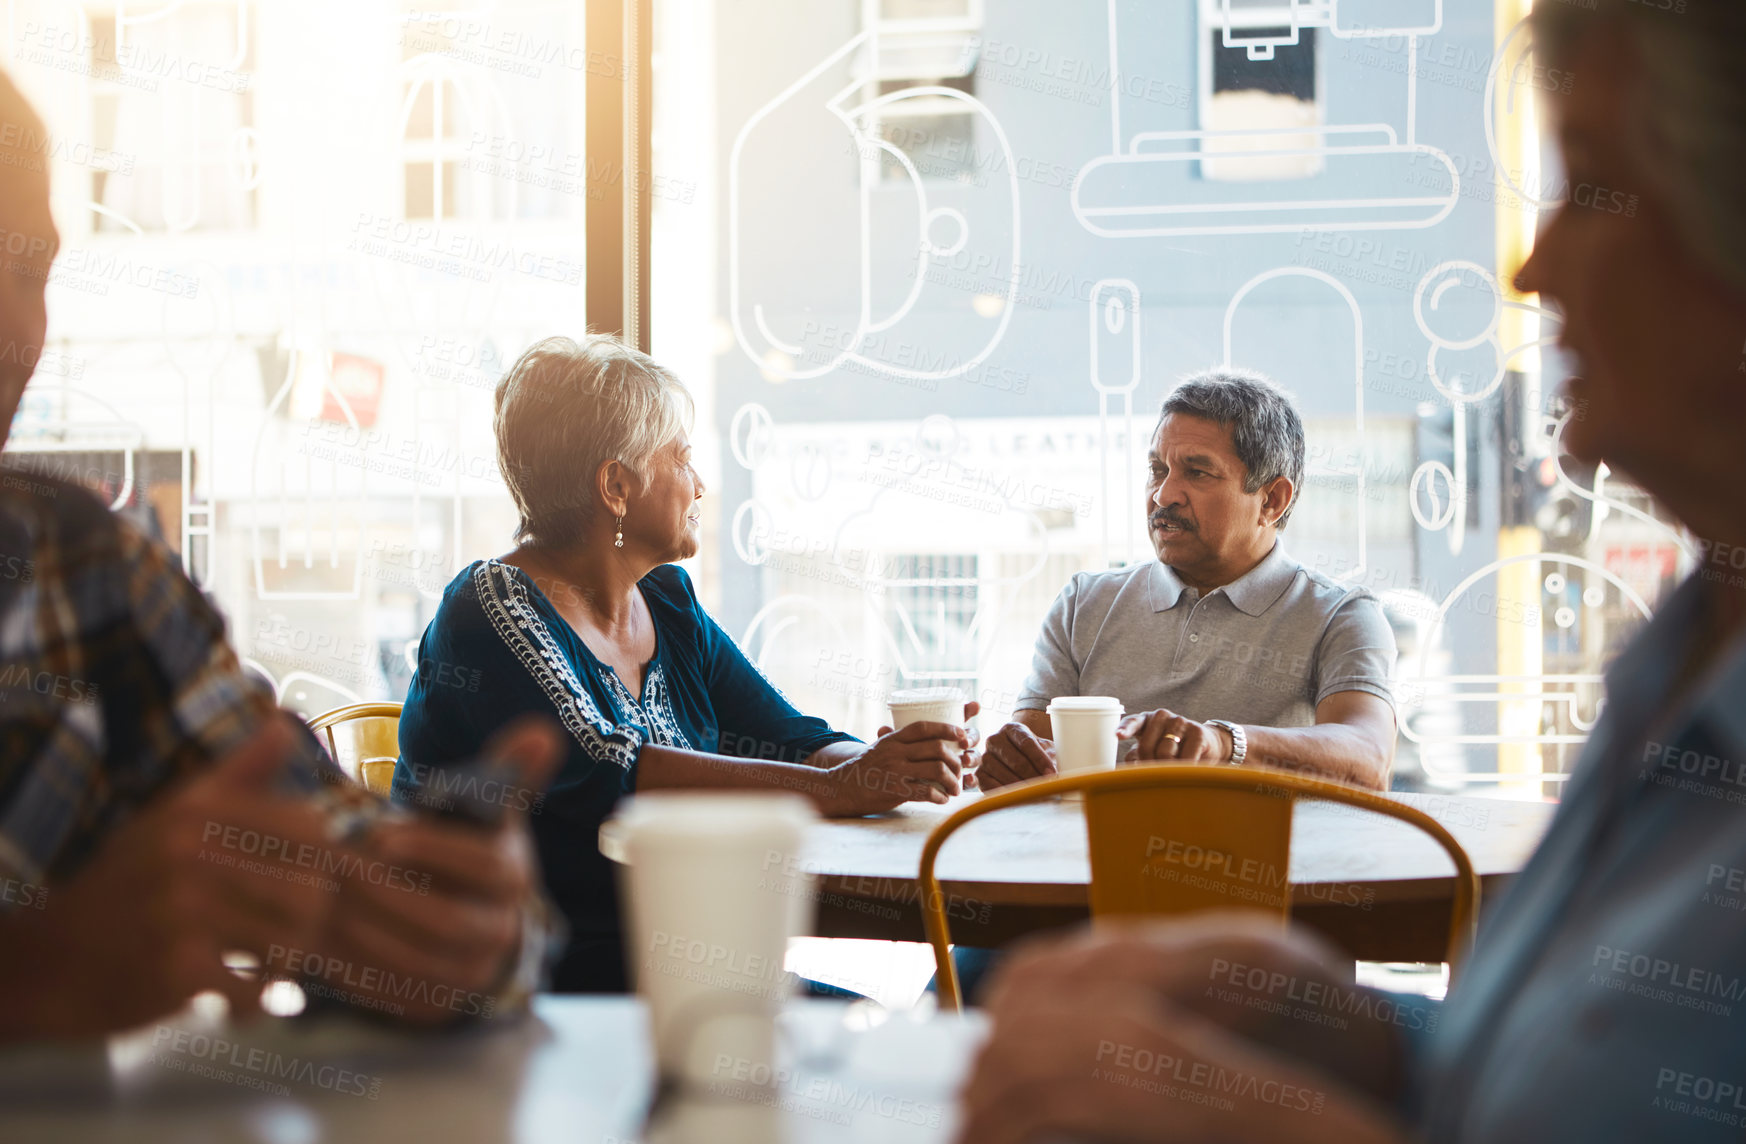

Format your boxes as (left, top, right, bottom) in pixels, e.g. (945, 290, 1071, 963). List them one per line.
(601, 660, 690, 750)
(473, 561, 642, 772)
(640, 665, 689, 748)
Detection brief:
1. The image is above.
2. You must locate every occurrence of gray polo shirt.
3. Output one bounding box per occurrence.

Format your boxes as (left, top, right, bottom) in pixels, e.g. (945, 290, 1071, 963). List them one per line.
(1015, 542, 1396, 728)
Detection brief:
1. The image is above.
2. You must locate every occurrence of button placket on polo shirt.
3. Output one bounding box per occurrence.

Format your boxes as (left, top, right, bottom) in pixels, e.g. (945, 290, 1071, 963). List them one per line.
(1172, 590, 1217, 676)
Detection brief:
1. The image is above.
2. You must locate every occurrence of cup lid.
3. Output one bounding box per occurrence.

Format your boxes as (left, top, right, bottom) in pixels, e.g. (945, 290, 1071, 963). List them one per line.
(616, 791, 818, 844)
(1046, 695, 1124, 715)
(888, 686, 966, 706)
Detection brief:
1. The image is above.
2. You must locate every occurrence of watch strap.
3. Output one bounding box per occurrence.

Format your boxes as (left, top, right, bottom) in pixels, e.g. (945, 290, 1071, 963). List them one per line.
(1207, 720, 1247, 766)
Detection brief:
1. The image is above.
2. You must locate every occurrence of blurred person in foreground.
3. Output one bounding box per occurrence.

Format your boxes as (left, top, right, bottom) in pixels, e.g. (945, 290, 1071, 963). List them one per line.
(0, 70, 562, 1041)
(958, 1, 1746, 1141)
(394, 335, 974, 993)
(978, 371, 1398, 793)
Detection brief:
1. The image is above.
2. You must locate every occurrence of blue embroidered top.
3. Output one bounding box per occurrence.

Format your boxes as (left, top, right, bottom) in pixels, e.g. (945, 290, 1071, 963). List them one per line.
(394, 559, 856, 992)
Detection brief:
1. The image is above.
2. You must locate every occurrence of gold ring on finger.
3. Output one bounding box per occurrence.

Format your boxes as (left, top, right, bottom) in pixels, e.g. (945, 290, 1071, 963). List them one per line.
(1163, 733, 1183, 744)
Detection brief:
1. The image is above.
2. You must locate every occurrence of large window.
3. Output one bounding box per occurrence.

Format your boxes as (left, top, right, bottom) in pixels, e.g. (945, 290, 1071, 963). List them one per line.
(656, 0, 1688, 800)
(7, 0, 600, 730)
(3, 1, 1694, 803)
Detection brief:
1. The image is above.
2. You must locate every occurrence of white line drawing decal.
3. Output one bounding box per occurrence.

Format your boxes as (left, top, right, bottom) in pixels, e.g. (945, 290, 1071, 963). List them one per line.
(113, 0, 252, 234)
(158, 260, 233, 586)
(1399, 552, 1650, 780)
(729, 402, 776, 470)
(380, 54, 513, 598)
(1484, 15, 1558, 211)
(728, 30, 1020, 381)
(1073, 0, 1459, 237)
(249, 343, 366, 600)
(1405, 244, 1690, 768)
(1223, 267, 1368, 581)
(1090, 279, 1141, 566)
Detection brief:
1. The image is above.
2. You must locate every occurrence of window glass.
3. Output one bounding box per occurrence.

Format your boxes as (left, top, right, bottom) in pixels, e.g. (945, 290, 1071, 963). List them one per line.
(8, 0, 585, 725)
(652, 0, 1687, 800)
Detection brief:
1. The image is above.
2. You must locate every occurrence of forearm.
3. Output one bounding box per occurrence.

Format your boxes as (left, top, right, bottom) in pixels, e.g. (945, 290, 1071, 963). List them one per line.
(802, 740, 862, 768)
(636, 744, 845, 813)
(1238, 723, 1391, 790)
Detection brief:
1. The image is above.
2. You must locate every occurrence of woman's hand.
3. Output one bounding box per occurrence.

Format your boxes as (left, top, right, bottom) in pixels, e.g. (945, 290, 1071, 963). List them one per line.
(822, 721, 968, 815)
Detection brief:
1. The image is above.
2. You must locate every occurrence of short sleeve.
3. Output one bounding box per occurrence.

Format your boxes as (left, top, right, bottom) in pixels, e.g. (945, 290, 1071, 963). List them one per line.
(1015, 576, 1082, 711)
(1313, 591, 1398, 712)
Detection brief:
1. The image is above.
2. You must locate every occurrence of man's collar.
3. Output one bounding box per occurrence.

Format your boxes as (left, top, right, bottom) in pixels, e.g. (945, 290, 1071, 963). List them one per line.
(1151, 541, 1297, 616)
(1149, 560, 1188, 612)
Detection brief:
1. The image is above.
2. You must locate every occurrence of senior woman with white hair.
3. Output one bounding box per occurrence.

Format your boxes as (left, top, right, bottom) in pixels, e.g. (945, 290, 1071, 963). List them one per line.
(395, 336, 971, 993)
(954, 2, 1746, 1142)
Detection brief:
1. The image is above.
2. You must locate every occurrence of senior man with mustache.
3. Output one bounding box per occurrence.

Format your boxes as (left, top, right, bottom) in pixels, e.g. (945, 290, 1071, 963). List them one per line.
(980, 371, 1398, 793)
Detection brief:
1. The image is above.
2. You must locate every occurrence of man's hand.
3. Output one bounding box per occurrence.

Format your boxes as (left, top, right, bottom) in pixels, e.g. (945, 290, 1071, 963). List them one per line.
(0, 716, 334, 1040)
(1118, 708, 1234, 763)
(978, 721, 1058, 791)
(307, 716, 562, 1025)
(957, 917, 1412, 1144)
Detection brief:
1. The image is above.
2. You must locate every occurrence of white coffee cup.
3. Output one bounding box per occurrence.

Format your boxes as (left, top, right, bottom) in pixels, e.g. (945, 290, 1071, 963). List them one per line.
(618, 792, 818, 1089)
(887, 686, 967, 747)
(1046, 696, 1125, 781)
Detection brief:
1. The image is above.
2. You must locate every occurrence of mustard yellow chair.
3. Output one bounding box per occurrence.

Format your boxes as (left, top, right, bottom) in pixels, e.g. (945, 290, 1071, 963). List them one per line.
(919, 765, 1481, 1011)
(307, 702, 404, 798)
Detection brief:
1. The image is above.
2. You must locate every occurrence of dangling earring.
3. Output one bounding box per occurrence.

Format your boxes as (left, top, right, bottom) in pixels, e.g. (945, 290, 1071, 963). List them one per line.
(614, 514, 625, 548)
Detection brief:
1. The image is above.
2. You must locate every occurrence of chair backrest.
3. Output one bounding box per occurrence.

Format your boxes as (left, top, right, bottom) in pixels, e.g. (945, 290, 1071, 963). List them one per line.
(918, 765, 1481, 1011)
(306, 702, 404, 796)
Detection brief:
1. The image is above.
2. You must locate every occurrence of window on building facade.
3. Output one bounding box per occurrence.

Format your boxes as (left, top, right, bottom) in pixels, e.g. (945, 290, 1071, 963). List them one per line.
(85, 3, 256, 232)
(860, 0, 983, 184)
(1199, 0, 1323, 181)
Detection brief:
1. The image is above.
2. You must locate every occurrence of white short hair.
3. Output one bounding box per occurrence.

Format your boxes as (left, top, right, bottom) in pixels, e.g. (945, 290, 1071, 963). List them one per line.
(493, 335, 694, 548)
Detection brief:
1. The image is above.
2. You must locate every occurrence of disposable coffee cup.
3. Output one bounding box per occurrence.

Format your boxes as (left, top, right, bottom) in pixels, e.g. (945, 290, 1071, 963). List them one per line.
(1046, 696, 1125, 791)
(888, 686, 971, 781)
(887, 687, 967, 742)
(619, 792, 818, 1090)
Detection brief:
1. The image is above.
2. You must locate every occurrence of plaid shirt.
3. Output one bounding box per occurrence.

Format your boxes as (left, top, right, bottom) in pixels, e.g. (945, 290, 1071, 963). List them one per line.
(0, 474, 341, 893)
(0, 474, 553, 1014)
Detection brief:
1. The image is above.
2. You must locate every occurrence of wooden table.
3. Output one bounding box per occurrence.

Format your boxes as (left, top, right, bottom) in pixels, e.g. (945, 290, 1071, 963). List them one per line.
(604, 791, 1556, 963)
(0, 997, 986, 1143)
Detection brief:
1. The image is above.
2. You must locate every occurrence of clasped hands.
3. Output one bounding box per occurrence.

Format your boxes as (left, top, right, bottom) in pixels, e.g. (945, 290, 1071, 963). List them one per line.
(9, 713, 561, 1038)
(978, 707, 1236, 792)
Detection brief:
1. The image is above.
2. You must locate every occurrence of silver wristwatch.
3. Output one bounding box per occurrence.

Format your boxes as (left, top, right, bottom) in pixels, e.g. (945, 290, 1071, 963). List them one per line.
(1206, 720, 1246, 766)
